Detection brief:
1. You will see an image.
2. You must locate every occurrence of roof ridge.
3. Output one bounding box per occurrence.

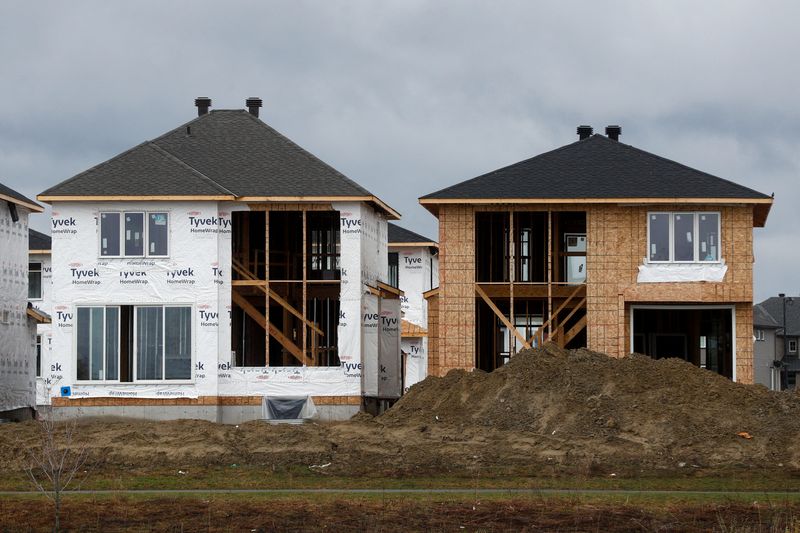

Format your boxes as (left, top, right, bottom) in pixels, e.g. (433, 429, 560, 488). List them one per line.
(147, 142, 236, 196)
(238, 110, 375, 197)
(419, 137, 588, 200)
(39, 140, 154, 196)
(600, 135, 771, 199)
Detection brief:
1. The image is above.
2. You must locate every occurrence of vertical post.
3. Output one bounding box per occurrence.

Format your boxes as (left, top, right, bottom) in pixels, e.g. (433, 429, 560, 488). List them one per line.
(302, 209, 308, 364)
(547, 209, 552, 339)
(509, 209, 515, 355)
(264, 209, 270, 366)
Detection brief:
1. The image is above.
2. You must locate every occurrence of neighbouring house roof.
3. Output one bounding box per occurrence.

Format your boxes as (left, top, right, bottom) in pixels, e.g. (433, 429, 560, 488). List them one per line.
(401, 319, 427, 338)
(388, 222, 437, 247)
(420, 133, 772, 226)
(28, 228, 52, 253)
(759, 296, 800, 336)
(0, 181, 42, 212)
(39, 109, 399, 218)
(753, 304, 781, 329)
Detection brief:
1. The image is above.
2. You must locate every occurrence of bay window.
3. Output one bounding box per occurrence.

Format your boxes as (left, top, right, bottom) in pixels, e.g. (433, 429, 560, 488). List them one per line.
(100, 211, 169, 257)
(75, 304, 192, 382)
(647, 212, 720, 263)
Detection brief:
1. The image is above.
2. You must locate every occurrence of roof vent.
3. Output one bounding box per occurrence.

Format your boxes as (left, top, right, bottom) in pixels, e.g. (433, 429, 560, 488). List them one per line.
(606, 125, 622, 141)
(246, 97, 262, 118)
(780, 293, 786, 298)
(195, 97, 211, 116)
(577, 125, 593, 140)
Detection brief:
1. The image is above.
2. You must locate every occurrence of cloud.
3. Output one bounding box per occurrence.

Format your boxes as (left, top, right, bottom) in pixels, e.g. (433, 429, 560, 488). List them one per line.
(0, 0, 797, 301)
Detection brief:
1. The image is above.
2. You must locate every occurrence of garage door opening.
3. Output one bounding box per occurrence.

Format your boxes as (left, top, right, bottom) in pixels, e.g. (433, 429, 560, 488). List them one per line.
(631, 307, 734, 379)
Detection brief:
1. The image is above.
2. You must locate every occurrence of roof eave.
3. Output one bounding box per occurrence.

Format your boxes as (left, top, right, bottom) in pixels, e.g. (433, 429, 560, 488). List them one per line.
(1, 193, 43, 212)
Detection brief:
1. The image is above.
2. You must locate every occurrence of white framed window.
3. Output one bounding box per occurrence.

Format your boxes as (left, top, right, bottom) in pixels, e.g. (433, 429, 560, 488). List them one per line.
(790, 340, 798, 354)
(755, 329, 765, 341)
(647, 212, 720, 263)
(28, 261, 42, 300)
(100, 211, 170, 258)
(75, 304, 192, 383)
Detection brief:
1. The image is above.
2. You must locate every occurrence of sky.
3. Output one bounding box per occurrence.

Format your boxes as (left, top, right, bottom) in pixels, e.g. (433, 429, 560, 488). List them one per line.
(0, 1, 797, 302)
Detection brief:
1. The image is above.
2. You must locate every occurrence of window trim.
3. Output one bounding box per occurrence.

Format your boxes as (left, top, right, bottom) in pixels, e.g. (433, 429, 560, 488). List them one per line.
(99, 210, 171, 259)
(646, 211, 721, 264)
(790, 339, 798, 354)
(28, 261, 43, 300)
(755, 329, 765, 341)
(73, 303, 194, 384)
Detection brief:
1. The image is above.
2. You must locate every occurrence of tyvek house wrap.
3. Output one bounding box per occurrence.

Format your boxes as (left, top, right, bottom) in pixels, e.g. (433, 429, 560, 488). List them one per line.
(0, 202, 36, 413)
(32, 252, 53, 405)
(46, 200, 388, 401)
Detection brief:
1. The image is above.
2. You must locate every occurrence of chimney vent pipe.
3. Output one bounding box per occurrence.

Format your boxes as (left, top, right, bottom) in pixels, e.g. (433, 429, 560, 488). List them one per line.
(246, 97, 263, 117)
(195, 97, 211, 116)
(606, 125, 622, 141)
(577, 125, 593, 140)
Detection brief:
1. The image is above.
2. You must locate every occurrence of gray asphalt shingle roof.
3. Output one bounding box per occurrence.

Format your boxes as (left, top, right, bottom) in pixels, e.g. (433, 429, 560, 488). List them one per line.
(759, 296, 800, 336)
(753, 304, 781, 329)
(29, 228, 51, 251)
(388, 222, 436, 245)
(40, 109, 382, 204)
(1, 181, 40, 209)
(421, 134, 771, 201)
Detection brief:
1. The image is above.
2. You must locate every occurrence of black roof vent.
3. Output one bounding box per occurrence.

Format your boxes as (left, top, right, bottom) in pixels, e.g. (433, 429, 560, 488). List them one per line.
(195, 97, 211, 116)
(246, 97, 262, 118)
(606, 125, 622, 141)
(577, 125, 593, 140)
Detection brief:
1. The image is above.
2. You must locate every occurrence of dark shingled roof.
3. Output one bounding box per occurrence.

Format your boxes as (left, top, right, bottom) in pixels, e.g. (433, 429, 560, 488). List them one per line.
(421, 134, 771, 201)
(40, 110, 384, 205)
(29, 228, 51, 251)
(759, 296, 800, 336)
(388, 222, 436, 245)
(753, 304, 781, 329)
(0, 181, 40, 210)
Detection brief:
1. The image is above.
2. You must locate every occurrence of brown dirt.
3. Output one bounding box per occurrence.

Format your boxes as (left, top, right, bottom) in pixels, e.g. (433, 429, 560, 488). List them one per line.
(3, 344, 800, 479)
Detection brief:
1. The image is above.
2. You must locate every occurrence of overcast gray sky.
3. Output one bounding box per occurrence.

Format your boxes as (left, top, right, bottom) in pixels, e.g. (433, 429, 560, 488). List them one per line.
(1, 1, 797, 301)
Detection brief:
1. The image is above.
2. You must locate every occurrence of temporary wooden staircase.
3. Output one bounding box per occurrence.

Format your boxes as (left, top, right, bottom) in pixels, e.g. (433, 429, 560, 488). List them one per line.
(231, 257, 323, 366)
(529, 284, 587, 348)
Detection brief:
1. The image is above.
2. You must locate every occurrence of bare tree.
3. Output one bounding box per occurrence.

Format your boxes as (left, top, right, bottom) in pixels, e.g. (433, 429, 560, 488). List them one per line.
(25, 410, 89, 533)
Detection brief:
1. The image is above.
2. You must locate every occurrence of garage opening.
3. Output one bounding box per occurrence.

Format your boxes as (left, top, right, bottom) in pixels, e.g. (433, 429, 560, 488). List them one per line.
(632, 307, 733, 379)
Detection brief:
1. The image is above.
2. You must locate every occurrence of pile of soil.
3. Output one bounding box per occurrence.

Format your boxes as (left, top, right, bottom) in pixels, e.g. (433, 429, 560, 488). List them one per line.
(379, 344, 800, 471)
(4, 344, 800, 478)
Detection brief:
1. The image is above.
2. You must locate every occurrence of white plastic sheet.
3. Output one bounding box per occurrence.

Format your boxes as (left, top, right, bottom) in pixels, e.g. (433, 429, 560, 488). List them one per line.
(637, 260, 728, 283)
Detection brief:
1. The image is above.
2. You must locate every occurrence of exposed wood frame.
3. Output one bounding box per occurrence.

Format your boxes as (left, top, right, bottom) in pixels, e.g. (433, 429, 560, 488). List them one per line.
(26, 307, 51, 323)
(302, 210, 308, 362)
(28, 250, 51, 255)
(231, 290, 310, 366)
(238, 195, 401, 219)
(376, 281, 404, 297)
(475, 284, 531, 350)
(2, 193, 43, 212)
(423, 287, 440, 299)
(265, 211, 270, 365)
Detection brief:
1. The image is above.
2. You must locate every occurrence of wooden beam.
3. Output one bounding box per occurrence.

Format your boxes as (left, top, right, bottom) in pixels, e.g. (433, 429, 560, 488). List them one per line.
(563, 315, 587, 345)
(231, 290, 310, 366)
(475, 284, 530, 350)
(1, 193, 43, 212)
(302, 210, 308, 364)
(232, 258, 323, 336)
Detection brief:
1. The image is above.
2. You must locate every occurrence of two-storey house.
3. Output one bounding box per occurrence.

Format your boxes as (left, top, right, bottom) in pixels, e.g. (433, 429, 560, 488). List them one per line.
(420, 126, 772, 382)
(37, 98, 402, 422)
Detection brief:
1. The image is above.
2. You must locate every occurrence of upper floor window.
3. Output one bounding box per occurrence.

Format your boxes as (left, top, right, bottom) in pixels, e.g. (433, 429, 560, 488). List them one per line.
(648, 212, 720, 263)
(28, 262, 42, 299)
(790, 339, 798, 354)
(100, 211, 169, 258)
(755, 329, 765, 341)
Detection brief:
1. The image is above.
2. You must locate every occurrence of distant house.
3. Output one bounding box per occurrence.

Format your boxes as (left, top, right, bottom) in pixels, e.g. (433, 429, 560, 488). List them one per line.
(0, 181, 44, 420)
(755, 295, 800, 389)
(420, 125, 772, 382)
(36, 97, 402, 422)
(387, 223, 439, 391)
(28, 229, 53, 404)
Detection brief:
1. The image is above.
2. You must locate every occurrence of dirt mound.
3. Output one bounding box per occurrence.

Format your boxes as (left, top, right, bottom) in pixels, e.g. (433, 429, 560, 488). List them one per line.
(380, 344, 800, 470)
